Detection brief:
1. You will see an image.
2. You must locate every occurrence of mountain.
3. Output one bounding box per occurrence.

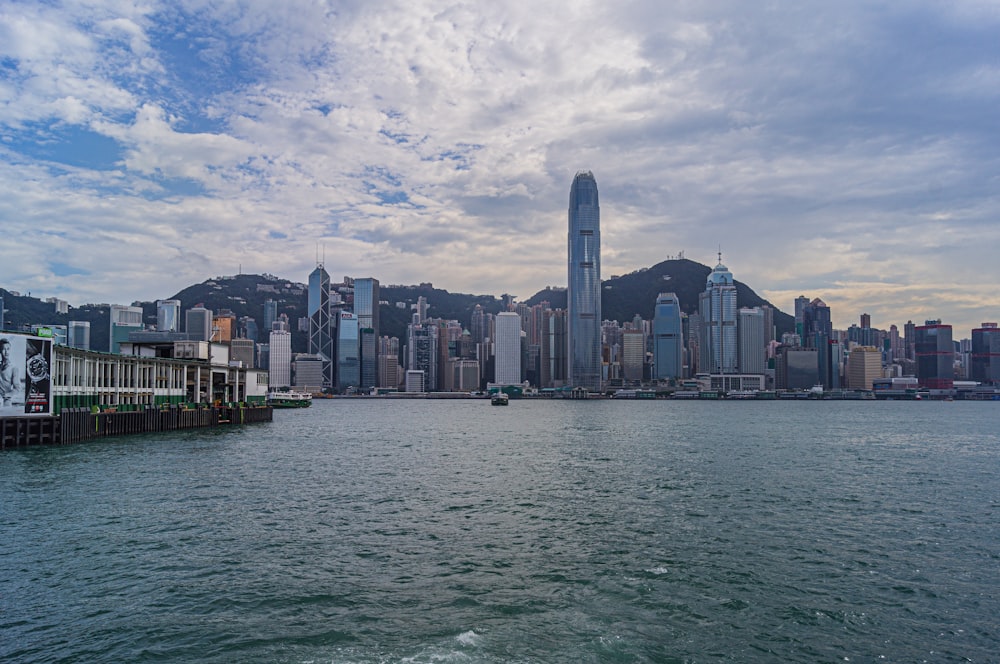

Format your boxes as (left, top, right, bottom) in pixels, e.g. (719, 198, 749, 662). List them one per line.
(526, 258, 794, 336)
(2, 259, 793, 347)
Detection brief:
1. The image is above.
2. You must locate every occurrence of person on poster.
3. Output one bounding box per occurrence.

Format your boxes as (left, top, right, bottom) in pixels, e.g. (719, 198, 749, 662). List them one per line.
(0, 337, 23, 408)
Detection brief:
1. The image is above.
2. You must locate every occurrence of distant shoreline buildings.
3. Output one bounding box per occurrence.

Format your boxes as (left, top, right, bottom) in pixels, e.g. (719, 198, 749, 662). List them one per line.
(3, 170, 998, 399)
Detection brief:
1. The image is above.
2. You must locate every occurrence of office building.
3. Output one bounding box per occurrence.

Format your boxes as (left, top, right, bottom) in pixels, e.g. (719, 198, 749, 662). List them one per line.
(775, 346, 819, 390)
(68, 320, 91, 350)
(621, 329, 645, 383)
(407, 324, 438, 391)
(652, 293, 684, 380)
(185, 305, 212, 342)
(268, 330, 292, 388)
(846, 346, 881, 390)
(737, 307, 767, 375)
(110, 304, 144, 353)
(354, 277, 380, 388)
(156, 300, 181, 332)
(263, 299, 278, 333)
(699, 258, 738, 374)
(540, 308, 567, 388)
(567, 171, 602, 392)
(494, 311, 522, 385)
(337, 311, 360, 391)
(970, 323, 1000, 385)
(308, 263, 334, 389)
(230, 338, 255, 369)
(915, 320, 954, 389)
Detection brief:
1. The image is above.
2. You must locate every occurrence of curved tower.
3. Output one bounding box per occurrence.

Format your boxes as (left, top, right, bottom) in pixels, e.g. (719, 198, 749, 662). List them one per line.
(567, 171, 602, 392)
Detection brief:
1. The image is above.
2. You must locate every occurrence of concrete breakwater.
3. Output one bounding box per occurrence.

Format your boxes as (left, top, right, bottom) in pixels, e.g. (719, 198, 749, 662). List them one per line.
(0, 404, 273, 449)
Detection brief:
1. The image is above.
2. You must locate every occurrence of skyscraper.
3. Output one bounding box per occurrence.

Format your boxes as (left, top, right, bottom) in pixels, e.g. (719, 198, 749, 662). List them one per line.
(567, 171, 601, 392)
(494, 311, 522, 385)
(737, 307, 766, 375)
(354, 277, 380, 389)
(68, 320, 91, 350)
(915, 320, 954, 389)
(308, 263, 334, 389)
(699, 258, 737, 374)
(653, 293, 683, 381)
(156, 299, 181, 332)
(337, 311, 360, 391)
(970, 323, 1000, 385)
(185, 304, 212, 342)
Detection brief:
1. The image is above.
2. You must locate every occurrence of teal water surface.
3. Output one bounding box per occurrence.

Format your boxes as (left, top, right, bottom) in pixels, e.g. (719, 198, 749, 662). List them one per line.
(2, 400, 998, 662)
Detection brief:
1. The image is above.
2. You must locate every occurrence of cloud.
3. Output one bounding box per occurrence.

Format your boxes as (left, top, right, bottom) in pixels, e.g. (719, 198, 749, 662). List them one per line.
(1, 0, 999, 335)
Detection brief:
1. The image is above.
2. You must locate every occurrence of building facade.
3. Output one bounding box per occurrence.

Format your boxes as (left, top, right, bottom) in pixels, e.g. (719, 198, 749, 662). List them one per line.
(110, 304, 144, 353)
(970, 323, 1000, 385)
(915, 321, 954, 389)
(494, 311, 522, 385)
(699, 260, 738, 374)
(567, 171, 602, 392)
(652, 293, 683, 381)
(308, 263, 334, 389)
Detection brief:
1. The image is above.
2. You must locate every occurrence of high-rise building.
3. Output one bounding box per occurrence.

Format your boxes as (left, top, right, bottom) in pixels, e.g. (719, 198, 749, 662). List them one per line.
(567, 171, 601, 392)
(621, 329, 645, 383)
(470, 304, 487, 345)
(354, 277, 380, 388)
(407, 324, 438, 392)
(230, 338, 255, 369)
(737, 307, 766, 375)
(185, 304, 212, 342)
(846, 346, 881, 390)
(68, 320, 91, 350)
(268, 330, 292, 388)
(494, 311, 522, 385)
(337, 311, 360, 392)
(775, 346, 819, 390)
(699, 258, 738, 374)
(378, 335, 401, 389)
(653, 293, 684, 380)
(156, 299, 181, 332)
(263, 299, 278, 333)
(540, 308, 568, 388)
(904, 320, 916, 362)
(308, 263, 334, 389)
(970, 323, 1000, 385)
(212, 311, 236, 343)
(915, 320, 954, 389)
(110, 304, 144, 353)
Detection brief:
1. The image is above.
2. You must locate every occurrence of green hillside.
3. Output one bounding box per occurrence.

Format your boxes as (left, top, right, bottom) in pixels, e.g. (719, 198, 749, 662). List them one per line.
(2, 259, 794, 346)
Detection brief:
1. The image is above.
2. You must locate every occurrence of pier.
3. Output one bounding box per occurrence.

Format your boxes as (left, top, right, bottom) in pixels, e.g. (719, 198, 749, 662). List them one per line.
(1, 404, 272, 449)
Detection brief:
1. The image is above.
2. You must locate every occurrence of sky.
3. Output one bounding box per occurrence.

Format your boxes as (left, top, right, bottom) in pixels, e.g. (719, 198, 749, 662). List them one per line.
(1, 1, 999, 334)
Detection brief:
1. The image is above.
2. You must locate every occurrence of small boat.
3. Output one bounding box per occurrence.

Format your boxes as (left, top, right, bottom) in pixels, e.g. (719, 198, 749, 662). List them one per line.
(491, 392, 509, 406)
(267, 390, 313, 408)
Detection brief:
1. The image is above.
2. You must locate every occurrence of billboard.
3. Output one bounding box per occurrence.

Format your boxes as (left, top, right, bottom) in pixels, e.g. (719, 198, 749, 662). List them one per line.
(0, 333, 53, 417)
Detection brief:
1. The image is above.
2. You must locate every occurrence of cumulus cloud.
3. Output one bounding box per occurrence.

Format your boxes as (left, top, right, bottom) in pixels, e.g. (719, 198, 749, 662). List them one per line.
(1, 0, 999, 334)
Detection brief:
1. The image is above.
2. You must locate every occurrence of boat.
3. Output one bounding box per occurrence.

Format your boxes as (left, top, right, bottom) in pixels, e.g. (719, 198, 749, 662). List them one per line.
(267, 390, 313, 408)
(491, 392, 509, 406)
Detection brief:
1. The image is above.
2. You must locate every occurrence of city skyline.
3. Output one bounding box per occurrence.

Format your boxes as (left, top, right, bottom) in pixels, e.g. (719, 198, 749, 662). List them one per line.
(2, 2, 999, 334)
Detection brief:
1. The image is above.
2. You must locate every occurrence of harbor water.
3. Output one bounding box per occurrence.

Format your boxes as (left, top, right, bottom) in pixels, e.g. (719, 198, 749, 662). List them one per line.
(2, 400, 998, 662)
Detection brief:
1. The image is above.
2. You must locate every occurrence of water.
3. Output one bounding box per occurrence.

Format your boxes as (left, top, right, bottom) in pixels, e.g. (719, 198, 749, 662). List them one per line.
(2, 400, 998, 663)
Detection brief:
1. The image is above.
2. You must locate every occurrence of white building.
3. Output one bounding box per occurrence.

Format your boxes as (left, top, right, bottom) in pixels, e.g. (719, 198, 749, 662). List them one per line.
(494, 311, 522, 385)
(268, 330, 292, 388)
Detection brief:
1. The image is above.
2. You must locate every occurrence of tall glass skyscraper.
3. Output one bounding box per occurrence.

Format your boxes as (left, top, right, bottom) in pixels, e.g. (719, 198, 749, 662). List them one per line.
(354, 277, 380, 389)
(308, 263, 334, 389)
(699, 259, 738, 374)
(653, 293, 683, 380)
(567, 171, 601, 392)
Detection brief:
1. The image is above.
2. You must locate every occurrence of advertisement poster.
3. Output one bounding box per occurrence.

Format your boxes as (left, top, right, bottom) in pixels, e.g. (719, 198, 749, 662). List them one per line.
(0, 334, 53, 417)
